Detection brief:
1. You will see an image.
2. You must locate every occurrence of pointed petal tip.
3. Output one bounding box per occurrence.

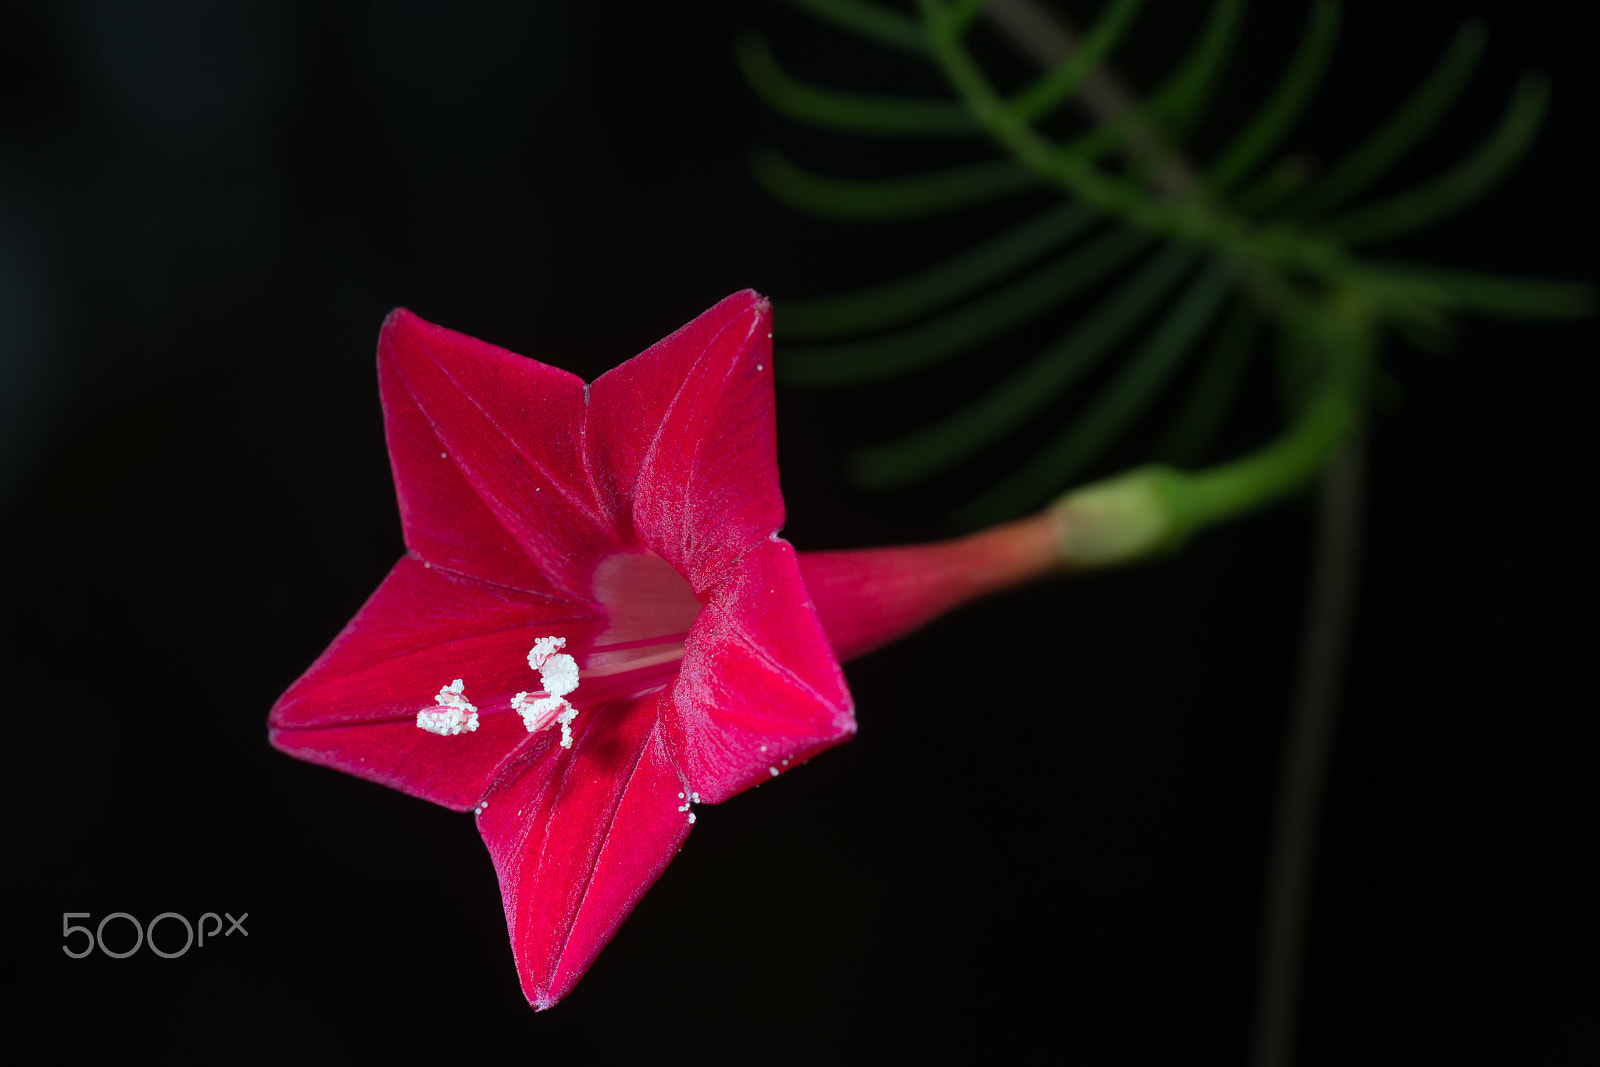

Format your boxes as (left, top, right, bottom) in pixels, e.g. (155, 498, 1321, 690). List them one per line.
(376, 307, 430, 369)
(713, 289, 772, 333)
(726, 287, 768, 309)
(379, 306, 424, 339)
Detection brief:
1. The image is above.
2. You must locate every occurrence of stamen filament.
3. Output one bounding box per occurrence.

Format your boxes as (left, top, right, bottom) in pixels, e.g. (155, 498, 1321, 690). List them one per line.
(580, 645, 688, 679)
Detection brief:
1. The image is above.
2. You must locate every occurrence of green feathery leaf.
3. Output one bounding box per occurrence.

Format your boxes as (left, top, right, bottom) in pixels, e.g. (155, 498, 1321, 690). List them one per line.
(1010, 0, 1146, 123)
(753, 0, 1581, 527)
(846, 242, 1196, 484)
(1283, 20, 1485, 219)
(1318, 72, 1547, 246)
(1206, 0, 1341, 192)
(783, 226, 1152, 386)
(737, 34, 977, 136)
(777, 200, 1098, 340)
(951, 256, 1236, 521)
(751, 148, 1040, 220)
(781, 0, 928, 54)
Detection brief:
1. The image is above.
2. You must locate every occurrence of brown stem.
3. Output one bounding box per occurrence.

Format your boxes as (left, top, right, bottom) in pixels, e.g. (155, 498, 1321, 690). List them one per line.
(1250, 436, 1365, 1066)
(981, 0, 1198, 196)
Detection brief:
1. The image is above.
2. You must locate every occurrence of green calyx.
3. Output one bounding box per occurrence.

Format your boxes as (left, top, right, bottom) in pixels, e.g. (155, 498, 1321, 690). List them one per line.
(1050, 465, 1196, 567)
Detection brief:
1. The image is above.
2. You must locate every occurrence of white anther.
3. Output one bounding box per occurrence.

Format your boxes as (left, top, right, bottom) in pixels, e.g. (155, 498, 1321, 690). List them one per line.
(539, 653, 579, 697)
(512, 691, 568, 733)
(527, 636, 567, 671)
(417, 678, 479, 735)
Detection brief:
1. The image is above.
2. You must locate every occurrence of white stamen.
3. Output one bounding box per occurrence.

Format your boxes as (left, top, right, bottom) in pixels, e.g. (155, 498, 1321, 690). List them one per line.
(527, 636, 567, 671)
(769, 766, 779, 777)
(555, 703, 579, 749)
(512, 691, 568, 733)
(417, 678, 479, 735)
(540, 653, 579, 697)
(687, 812, 696, 824)
(516, 635, 584, 747)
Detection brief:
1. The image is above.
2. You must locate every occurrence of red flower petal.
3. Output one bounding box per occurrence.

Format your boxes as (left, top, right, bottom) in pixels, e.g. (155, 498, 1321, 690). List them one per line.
(476, 691, 691, 1010)
(585, 291, 782, 591)
(668, 537, 854, 803)
(270, 556, 603, 810)
(380, 308, 626, 599)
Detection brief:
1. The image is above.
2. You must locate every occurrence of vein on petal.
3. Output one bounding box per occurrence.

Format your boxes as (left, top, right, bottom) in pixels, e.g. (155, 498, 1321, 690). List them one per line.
(411, 331, 606, 526)
(416, 554, 595, 609)
(393, 334, 618, 598)
(726, 617, 840, 716)
(628, 303, 766, 579)
(546, 700, 660, 989)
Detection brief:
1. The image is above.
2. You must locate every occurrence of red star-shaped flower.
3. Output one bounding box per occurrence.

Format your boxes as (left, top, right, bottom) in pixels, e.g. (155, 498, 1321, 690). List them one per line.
(270, 291, 855, 1009)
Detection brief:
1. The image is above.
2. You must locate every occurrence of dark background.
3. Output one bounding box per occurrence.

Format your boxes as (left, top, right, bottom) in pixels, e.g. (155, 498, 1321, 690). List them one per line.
(4, 1, 1594, 1062)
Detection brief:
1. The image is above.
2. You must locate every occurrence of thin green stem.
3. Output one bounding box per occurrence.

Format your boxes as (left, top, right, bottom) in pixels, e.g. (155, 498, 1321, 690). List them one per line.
(1185, 386, 1357, 531)
(1044, 376, 1359, 568)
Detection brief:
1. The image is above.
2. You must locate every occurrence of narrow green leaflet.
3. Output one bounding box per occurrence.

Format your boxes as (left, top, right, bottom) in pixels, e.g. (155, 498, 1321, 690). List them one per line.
(752, 149, 1040, 220)
(1283, 21, 1485, 220)
(781, 0, 927, 54)
(1157, 296, 1261, 464)
(778, 200, 1098, 341)
(1010, 0, 1146, 123)
(1145, 0, 1246, 141)
(847, 242, 1195, 485)
(945, 0, 990, 35)
(783, 226, 1151, 386)
(1049, 0, 1244, 171)
(1206, 0, 1341, 193)
(1319, 73, 1547, 246)
(953, 257, 1235, 522)
(738, 34, 976, 136)
(1361, 263, 1592, 319)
